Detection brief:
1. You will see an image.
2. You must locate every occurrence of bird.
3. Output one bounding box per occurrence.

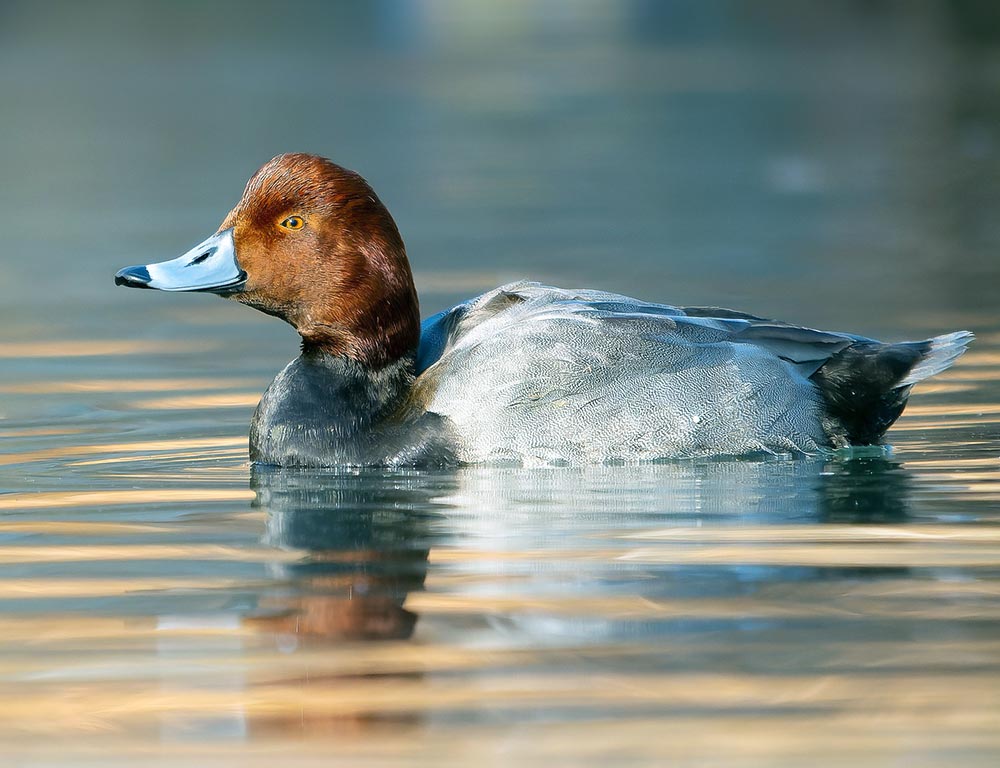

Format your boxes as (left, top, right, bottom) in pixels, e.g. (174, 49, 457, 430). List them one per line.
(115, 153, 973, 466)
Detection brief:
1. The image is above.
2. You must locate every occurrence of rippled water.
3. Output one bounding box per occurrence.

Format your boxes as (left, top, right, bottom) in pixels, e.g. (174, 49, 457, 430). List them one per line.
(1, 323, 998, 765)
(3, 1, 1000, 765)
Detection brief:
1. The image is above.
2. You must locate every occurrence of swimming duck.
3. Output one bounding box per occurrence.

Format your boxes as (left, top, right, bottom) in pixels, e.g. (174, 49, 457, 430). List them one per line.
(115, 153, 972, 466)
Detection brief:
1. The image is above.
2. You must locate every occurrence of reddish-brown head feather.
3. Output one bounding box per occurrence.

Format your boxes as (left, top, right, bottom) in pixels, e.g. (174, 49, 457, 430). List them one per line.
(221, 153, 420, 369)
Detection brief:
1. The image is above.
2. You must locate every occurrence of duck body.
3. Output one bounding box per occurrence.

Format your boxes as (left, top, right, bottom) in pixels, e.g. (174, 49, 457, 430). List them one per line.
(413, 281, 832, 464)
(115, 153, 973, 467)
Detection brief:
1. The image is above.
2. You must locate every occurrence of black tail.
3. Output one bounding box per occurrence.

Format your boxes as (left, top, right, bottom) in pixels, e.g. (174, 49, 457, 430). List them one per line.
(811, 331, 973, 446)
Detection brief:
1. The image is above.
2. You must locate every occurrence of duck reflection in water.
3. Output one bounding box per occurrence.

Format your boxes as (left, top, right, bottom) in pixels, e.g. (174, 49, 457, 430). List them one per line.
(234, 458, 930, 739)
(245, 456, 916, 650)
(818, 456, 912, 525)
(247, 466, 444, 643)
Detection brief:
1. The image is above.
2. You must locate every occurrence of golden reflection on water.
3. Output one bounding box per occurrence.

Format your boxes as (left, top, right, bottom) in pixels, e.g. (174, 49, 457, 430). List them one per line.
(951, 350, 1000, 366)
(0, 489, 255, 510)
(0, 377, 263, 394)
(0, 577, 268, 599)
(130, 393, 262, 410)
(0, 437, 247, 467)
(428, 540, 1000, 567)
(903, 403, 1000, 416)
(0, 427, 87, 438)
(2, 672, 993, 725)
(0, 544, 297, 565)
(0, 339, 216, 358)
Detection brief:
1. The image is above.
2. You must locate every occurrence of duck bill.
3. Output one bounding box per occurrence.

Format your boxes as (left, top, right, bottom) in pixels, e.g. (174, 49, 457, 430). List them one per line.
(114, 228, 246, 293)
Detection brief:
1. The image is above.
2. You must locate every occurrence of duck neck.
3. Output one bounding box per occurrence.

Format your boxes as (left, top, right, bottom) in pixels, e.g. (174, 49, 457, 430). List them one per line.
(298, 346, 416, 420)
(298, 323, 417, 372)
(250, 348, 417, 466)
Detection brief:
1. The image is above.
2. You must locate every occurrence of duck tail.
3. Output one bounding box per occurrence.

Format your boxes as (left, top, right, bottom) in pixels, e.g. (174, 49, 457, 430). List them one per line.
(811, 330, 974, 446)
(897, 331, 975, 387)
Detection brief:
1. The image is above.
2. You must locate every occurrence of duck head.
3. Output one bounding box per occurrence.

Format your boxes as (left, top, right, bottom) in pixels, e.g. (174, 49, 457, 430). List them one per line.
(116, 153, 420, 369)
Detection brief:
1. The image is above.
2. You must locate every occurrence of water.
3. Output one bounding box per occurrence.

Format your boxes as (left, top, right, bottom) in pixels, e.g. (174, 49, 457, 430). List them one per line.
(2, 1, 1000, 765)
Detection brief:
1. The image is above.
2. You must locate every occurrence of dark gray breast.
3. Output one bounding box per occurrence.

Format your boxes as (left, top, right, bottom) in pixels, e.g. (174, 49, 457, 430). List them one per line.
(250, 352, 456, 467)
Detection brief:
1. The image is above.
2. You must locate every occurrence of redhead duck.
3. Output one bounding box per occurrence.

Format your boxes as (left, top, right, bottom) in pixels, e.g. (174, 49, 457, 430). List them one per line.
(115, 153, 972, 466)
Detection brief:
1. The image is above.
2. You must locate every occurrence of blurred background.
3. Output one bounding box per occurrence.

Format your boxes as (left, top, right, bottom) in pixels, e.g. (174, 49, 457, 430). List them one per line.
(1, 0, 998, 346)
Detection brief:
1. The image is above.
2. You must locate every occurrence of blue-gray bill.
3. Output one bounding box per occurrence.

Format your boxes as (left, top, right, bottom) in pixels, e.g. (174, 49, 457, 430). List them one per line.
(114, 227, 246, 293)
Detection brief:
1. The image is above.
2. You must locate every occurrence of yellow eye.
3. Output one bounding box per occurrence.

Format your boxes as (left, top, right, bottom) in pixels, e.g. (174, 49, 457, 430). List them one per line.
(280, 215, 304, 230)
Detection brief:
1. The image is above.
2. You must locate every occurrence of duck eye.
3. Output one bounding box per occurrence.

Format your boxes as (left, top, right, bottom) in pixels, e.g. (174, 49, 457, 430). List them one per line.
(280, 215, 304, 231)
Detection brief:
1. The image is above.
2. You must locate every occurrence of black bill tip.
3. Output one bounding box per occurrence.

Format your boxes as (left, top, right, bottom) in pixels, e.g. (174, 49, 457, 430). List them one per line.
(114, 265, 152, 288)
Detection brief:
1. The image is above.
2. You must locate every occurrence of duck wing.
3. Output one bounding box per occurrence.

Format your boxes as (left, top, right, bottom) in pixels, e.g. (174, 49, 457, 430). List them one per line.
(415, 282, 972, 450)
(419, 283, 860, 378)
